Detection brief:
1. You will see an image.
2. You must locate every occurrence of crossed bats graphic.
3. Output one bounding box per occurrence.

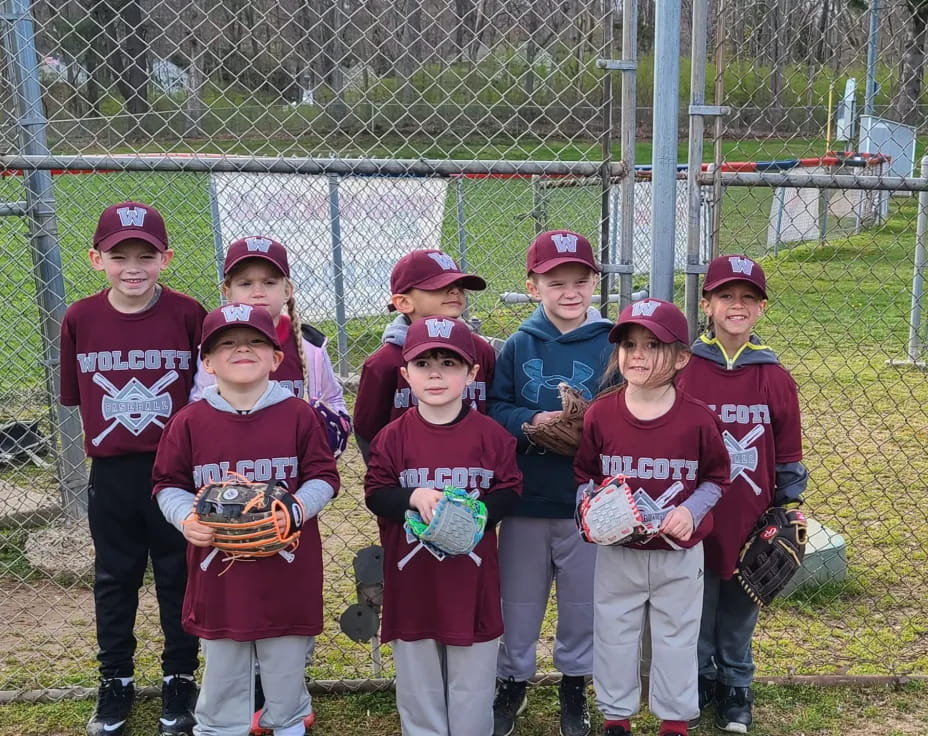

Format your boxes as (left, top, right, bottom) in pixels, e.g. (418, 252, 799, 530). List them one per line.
(91, 371, 179, 447)
(722, 424, 765, 496)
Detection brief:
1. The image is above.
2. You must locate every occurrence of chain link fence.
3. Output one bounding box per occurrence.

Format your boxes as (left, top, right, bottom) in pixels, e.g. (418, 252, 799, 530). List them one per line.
(1, 0, 927, 702)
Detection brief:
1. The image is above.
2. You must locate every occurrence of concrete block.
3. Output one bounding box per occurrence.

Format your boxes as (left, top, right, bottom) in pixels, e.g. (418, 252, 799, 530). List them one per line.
(782, 517, 848, 597)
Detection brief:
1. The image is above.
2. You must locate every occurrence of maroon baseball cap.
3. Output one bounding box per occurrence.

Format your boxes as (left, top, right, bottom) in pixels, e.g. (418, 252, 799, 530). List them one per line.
(200, 302, 282, 357)
(93, 201, 168, 252)
(402, 316, 476, 364)
(609, 298, 690, 345)
(223, 236, 290, 278)
(526, 230, 599, 274)
(388, 250, 486, 310)
(702, 254, 767, 299)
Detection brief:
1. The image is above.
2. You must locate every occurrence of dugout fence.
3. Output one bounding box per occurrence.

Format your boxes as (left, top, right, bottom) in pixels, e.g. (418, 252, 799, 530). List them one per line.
(3, 0, 928, 710)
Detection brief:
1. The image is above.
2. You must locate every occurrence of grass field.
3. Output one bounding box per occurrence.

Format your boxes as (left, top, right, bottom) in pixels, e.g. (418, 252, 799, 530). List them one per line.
(1, 138, 928, 731)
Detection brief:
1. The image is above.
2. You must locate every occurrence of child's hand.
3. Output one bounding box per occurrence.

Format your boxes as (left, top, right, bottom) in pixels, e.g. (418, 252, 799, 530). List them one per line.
(182, 514, 215, 547)
(275, 509, 289, 535)
(410, 488, 443, 523)
(660, 506, 695, 542)
(531, 410, 561, 426)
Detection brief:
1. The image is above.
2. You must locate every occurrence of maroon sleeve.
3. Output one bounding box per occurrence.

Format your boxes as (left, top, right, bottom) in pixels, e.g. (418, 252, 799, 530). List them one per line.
(152, 412, 196, 495)
(770, 368, 803, 464)
(487, 428, 520, 495)
(188, 299, 207, 353)
(59, 307, 79, 407)
(573, 401, 604, 486)
(363, 425, 400, 499)
(476, 336, 496, 392)
(353, 349, 397, 443)
(298, 403, 341, 496)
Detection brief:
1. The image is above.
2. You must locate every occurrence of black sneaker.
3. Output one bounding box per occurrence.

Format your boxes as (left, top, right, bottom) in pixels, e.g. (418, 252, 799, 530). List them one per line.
(86, 678, 135, 736)
(159, 675, 197, 736)
(715, 685, 753, 733)
(492, 677, 527, 736)
(559, 675, 591, 736)
(603, 726, 631, 736)
(688, 676, 717, 729)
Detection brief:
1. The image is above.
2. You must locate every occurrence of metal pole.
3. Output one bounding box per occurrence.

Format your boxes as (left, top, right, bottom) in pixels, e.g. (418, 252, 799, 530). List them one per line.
(2, 0, 87, 518)
(685, 0, 710, 341)
(906, 156, 928, 362)
(864, 0, 880, 118)
(207, 175, 226, 288)
(618, 0, 638, 308)
(326, 175, 349, 379)
(710, 2, 726, 257)
(651, 0, 682, 301)
(455, 176, 471, 323)
(598, 0, 616, 319)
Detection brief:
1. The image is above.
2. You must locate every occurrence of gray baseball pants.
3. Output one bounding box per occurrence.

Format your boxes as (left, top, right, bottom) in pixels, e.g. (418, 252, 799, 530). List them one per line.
(496, 516, 596, 680)
(698, 569, 760, 687)
(392, 638, 498, 736)
(592, 543, 703, 722)
(195, 636, 314, 736)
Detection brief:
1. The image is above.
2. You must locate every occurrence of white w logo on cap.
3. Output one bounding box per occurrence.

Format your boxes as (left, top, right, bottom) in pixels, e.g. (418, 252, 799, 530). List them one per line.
(425, 318, 454, 338)
(428, 252, 457, 270)
(221, 304, 253, 322)
(245, 237, 272, 253)
(728, 256, 755, 275)
(551, 233, 578, 253)
(631, 300, 660, 317)
(116, 206, 146, 227)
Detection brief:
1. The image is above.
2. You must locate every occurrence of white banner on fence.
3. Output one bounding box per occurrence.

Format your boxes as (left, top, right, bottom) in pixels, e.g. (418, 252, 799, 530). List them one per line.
(608, 179, 706, 274)
(209, 173, 448, 321)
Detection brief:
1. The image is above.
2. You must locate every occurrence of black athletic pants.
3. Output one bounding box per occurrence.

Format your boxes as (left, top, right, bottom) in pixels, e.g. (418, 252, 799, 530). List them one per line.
(87, 452, 199, 678)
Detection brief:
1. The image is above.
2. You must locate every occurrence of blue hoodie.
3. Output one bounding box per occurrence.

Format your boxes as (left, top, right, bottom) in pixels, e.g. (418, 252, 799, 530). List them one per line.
(488, 305, 613, 518)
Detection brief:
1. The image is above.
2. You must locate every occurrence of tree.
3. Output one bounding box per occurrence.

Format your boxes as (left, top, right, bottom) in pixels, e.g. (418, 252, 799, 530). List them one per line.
(893, 0, 928, 124)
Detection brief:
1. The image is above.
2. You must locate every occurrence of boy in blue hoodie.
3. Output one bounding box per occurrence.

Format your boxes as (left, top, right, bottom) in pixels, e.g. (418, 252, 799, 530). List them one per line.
(488, 231, 613, 736)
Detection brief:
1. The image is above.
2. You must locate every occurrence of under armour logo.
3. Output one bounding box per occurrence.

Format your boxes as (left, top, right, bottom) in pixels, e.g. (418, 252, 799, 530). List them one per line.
(728, 256, 755, 275)
(116, 206, 146, 227)
(425, 318, 454, 338)
(245, 237, 272, 253)
(631, 300, 660, 317)
(551, 233, 578, 253)
(521, 359, 594, 403)
(428, 252, 457, 271)
(221, 304, 253, 322)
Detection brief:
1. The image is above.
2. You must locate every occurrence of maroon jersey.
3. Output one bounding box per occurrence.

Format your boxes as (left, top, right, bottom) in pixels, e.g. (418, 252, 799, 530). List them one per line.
(364, 408, 521, 646)
(273, 315, 305, 398)
(59, 287, 206, 457)
(678, 358, 803, 577)
(574, 387, 730, 550)
(353, 334, 496, 443)
(152, 397, 339, 641)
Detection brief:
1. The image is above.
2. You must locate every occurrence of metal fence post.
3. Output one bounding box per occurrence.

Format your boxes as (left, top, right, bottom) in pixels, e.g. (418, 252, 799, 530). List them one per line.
(455, 176, 471, 323)
(618, 0, 638, 309)
(327, 175, 349, 379)
(905, 156, 928, 362)
(650, 0, 682, 301)
(1, 0, 87, 517)
(685, 0, 711, 340)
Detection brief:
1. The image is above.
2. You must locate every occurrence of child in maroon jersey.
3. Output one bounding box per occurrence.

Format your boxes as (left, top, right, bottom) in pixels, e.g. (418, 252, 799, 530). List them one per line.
(190, 236, 350, 458)
(153, 303, 339, 736)
(677, 255, 807, 733)
(574, 299, 730, 736)
(59, 201, 205, 736)
(365, 316, 522, 736)
(353, 249, 496, 463)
